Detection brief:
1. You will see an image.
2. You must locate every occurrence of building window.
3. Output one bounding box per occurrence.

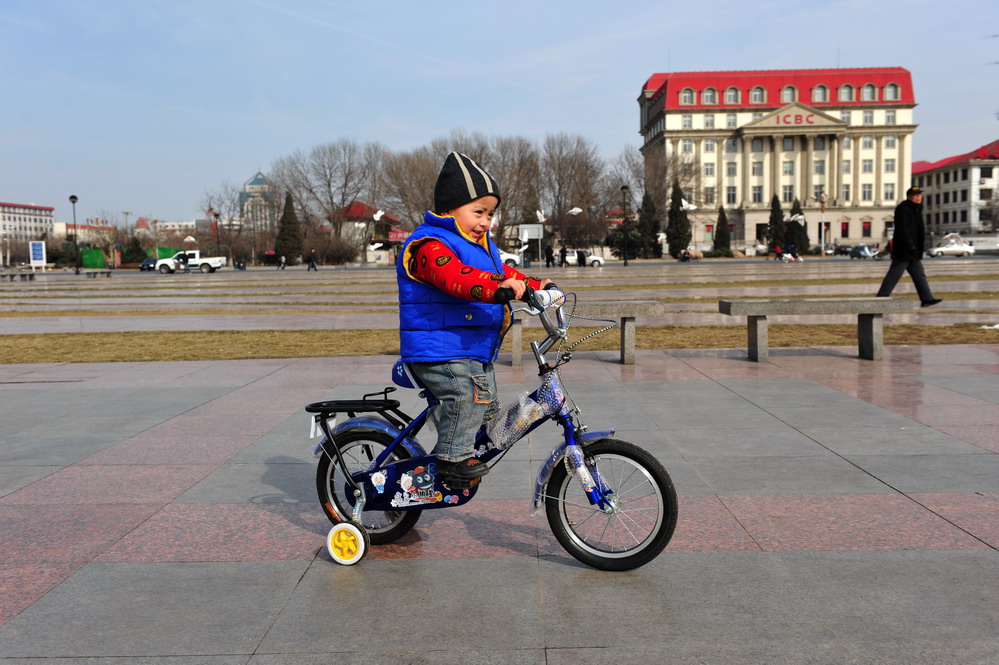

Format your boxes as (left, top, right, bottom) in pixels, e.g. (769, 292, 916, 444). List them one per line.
(704, 162, 715, 177)
(886, 110, 896, 125)
(752, 112, 763, 120)
(982, 166, 993, 178)
(704, 139, 716, 153)
(981, 189, 994, 201)
(863, 111, 873, 125)
(885, 183, 895, 200)
(751, 137, 763, 152)
(752, 161, 764, 176)
(885, 159, 896, 173)
(781, 86, 796, 103)
(783, 160, 795, 175)
(725, 87, 740, 104)
(704, 114, 715, 128)
(861, 84, 877, 101)
(682, 139, 693, 153)
(884, 83, 899, 101)
(726, 161, 737, 176)
(814, 159, 825, 175)
(814, 136, 825, 150)
(704, 187, 715, 204)
(702, 88, 717, 104)
(839, 85, 854, 102)
(782, 185, 795, 203)
(961, 210, 968, 222)
(752, 186, 763, 203)
(943, 191, 950, 204)
(725, 138, 738, 153)
(750, 86, 765, 104)
(682, 114, 692, 128)
(726, 113, 737, 128)
(885, 135, 897, 148)
(726, 186, 737, 204)
(681, 88, 695, 105)
(862, 221, 872, 237)
(843, 136, 852, 149)
(812, 85, 828, 103)
(783, 136, 795, 151)
(843, 184, 851, 201)
(862, 159, 873, 173)
(961, 168, 968, 180)
(862, 136, 874, 149)
(962, 189, 968, 202)
(841, 111, 851, 124)
(841, 221, 850, 238)
(862, 184, 873, 201)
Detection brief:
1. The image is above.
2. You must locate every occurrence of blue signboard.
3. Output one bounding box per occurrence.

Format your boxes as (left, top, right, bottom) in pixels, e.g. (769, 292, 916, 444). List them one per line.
(29, 241, 46, 267)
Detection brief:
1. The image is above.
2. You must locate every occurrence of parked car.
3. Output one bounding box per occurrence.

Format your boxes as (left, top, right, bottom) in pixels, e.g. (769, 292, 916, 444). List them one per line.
(498, 250, 522, 267)
(138, 257, 158, 271)
(927, 241, 975, 258)
(834, 245, 852, 256)
(566, 249, 604, 267)
(849, 244, 877, 259)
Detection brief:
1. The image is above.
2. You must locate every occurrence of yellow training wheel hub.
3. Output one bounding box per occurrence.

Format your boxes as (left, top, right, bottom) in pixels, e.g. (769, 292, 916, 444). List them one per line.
(327, 523, 368, 565)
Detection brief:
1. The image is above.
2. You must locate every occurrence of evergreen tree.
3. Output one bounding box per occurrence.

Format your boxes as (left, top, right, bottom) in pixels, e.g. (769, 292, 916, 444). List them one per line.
(714, 206, 730, 254)
(784, 198, 810, 254)
(767, 195, 785, 252)
(274, 192, 304, 264)
(637, 192, 663, 258)
(665, 179, 692, 259)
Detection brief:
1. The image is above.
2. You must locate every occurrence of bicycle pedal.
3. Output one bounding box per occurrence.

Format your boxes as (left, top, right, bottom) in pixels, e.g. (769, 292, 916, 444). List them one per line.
(442, 476, 481, 490)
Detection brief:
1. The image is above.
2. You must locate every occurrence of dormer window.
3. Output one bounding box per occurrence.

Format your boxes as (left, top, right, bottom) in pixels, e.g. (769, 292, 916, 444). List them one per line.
(884, 83, 900, 101)
(781, 86, 796, 103)
(812, 85, 828, 103)
(861, 84, 877, 101)
(680, 88, 695, 105)
(702, 87, 718, 104)
(750, 86, 765, 104)
(839, 84, 854, 102)
(725, 87, 740, 104)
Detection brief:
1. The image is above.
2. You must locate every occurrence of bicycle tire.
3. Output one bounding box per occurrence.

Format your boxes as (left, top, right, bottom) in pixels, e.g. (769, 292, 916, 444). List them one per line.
(544, 438, 677, 571)
(316, 428, 421, 545)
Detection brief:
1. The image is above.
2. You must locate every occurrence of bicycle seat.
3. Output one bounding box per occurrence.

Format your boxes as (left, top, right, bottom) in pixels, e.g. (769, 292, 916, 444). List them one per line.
(391, 360, 426, 390)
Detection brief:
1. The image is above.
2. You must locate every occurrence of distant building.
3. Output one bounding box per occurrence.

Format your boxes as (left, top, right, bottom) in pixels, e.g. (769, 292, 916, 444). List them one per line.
(52, 220, 115, 244)
(913, 139, 999, 236)
(1, 201, 55, 243)
(639, 67, 916, 249)
(239, 172, 277, 233)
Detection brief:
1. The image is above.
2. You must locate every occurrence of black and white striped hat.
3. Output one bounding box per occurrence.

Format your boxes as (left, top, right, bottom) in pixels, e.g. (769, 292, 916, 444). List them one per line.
(433, 151, 501, 214)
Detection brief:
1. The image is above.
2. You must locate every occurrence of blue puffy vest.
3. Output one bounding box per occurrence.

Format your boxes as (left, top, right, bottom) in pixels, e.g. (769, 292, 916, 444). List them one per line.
(396, 211, 511, 364)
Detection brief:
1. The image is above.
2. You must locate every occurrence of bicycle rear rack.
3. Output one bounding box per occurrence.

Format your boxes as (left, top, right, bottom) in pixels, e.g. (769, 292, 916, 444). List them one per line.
(305, 387, 413, 429)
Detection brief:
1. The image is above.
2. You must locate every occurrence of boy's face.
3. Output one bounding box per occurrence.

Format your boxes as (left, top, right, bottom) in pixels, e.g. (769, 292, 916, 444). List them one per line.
(446, 196, 498, 242)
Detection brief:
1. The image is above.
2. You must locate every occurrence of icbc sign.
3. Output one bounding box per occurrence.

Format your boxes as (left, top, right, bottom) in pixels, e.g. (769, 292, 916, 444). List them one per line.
(775, 113, 815, 125)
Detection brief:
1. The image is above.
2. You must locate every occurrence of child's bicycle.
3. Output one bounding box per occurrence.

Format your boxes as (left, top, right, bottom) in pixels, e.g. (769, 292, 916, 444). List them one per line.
(305, 287, 678, 571)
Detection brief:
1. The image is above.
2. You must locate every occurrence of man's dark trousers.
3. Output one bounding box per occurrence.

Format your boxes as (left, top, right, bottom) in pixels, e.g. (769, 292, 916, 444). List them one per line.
(876, 258, 933, 301)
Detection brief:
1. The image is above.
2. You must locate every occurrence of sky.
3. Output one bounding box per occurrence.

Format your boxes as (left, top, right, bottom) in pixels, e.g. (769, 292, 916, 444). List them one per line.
(2, 0, 998, 225)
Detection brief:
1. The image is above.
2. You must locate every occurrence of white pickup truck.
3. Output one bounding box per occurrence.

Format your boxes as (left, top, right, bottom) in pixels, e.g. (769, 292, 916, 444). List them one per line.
(155, 250, 227, 274)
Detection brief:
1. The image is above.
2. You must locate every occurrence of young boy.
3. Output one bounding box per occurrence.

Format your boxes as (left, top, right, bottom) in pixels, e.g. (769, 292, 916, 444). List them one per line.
(396, 152, 550, 481)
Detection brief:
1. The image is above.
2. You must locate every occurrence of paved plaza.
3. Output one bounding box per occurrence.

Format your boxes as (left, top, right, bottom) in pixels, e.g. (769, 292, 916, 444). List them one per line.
(1, 263, 998, 663)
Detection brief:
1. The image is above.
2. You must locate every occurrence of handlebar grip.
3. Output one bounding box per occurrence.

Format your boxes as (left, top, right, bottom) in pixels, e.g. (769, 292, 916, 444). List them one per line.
(495, 287, 515, 304)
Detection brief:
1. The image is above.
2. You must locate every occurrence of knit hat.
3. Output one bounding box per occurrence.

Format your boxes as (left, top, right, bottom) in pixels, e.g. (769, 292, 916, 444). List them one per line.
(433, 152, 501, 213)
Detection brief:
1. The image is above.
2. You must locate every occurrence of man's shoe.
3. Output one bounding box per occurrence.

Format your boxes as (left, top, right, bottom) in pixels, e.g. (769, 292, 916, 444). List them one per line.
(437, 457, 489, 480)
(921, 299, 943, 308)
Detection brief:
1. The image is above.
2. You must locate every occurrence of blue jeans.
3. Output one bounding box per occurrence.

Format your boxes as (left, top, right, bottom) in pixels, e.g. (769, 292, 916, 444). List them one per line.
(409, 359, 499, 463)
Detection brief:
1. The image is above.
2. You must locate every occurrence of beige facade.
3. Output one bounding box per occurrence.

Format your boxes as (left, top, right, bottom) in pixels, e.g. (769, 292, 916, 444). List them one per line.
(639, 69, 917, 251)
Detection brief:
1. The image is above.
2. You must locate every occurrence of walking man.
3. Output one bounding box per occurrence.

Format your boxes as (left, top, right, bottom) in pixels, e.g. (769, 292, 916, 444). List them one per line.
(876, 186, 941, 307)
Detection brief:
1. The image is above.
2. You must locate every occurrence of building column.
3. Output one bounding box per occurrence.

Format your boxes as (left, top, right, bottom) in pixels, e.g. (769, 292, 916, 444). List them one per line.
(851, 133, 860, 207)
(828, 134, 839, 204)
(771, 135, 782, 201)
(740, 135, 750, 208)
(803, 134, 814, 204)
(874, 134, 884, 206)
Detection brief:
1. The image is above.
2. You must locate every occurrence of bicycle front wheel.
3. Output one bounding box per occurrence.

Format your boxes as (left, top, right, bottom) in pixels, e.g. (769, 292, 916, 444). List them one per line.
(544, 439, 677, 571)
(316, 428, 421, 545)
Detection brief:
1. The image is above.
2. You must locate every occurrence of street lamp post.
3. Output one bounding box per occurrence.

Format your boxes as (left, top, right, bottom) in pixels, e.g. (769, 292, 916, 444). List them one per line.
(207, 207, 221, 255)
(68, 195, 79, 273)
(620, 185, 631, 267)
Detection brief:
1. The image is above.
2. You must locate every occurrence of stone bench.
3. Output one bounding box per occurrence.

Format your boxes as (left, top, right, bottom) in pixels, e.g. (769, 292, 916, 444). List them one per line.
(84, 270, 112, 278)
(509, 300, 666, 366)
(1, 272, 36, 282)
(718, 297, 915, 362)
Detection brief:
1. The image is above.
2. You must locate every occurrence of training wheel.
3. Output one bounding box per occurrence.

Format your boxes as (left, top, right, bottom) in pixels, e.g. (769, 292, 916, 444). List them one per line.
(326, 522, 369, 565)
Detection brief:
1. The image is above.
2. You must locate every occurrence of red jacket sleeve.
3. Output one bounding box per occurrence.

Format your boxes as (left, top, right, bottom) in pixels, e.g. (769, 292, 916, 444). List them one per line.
(411, 241, 544, 303)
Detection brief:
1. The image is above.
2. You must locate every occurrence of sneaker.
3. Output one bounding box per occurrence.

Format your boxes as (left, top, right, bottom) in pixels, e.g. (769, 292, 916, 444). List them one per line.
(921, 299, 943, 308)
(437, 457, 489, 480)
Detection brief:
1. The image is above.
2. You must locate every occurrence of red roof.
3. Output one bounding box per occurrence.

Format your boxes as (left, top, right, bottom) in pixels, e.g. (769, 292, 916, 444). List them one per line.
(912, 138, 999, 174)
(0, 201, 55, 212)
(341, 201, 400, 224)
(642, 67, 914, 111)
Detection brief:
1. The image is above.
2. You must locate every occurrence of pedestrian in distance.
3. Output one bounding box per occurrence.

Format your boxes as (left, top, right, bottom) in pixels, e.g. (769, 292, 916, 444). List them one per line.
(307, 248, 318, 271)
(876, 186, 942, 307)
(545, 244, 555, 268)
(396, 151, 553, 483)
(559, 246, 568, 267)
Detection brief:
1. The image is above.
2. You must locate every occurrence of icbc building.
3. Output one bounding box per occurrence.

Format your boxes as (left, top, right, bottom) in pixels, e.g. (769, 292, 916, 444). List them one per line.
(638, 67, 916, 251)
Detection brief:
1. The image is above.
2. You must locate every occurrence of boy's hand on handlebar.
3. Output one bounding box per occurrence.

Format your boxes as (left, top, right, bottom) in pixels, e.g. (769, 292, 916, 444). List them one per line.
(498, 278, 527, 300)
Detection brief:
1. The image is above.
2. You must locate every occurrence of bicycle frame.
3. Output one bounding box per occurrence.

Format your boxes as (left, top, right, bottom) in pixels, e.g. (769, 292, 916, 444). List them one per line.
(312, 290, 620, 521)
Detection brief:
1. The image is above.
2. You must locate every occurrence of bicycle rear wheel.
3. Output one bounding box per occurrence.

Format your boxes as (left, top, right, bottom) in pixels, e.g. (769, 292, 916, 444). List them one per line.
(316, 428, 421, 545)
(544, 438, 677, 571)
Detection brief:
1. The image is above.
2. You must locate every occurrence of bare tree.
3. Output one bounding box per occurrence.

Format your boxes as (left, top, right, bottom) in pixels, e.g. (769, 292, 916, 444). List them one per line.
(488, 136, 540, 246)
(200, 181, 244, 263)
(541, 133, 606, 246)
(382, 146, 439, 228)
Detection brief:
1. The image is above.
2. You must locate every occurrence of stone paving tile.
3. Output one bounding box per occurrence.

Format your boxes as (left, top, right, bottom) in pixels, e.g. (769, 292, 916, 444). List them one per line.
(0, 563, 83, 626)
(79, 433, 260, 466)
(0, 464, 216, 505)
(911, 491, 999, 548)
(720, 493, 989, 552)
(934, 424, 999, 453)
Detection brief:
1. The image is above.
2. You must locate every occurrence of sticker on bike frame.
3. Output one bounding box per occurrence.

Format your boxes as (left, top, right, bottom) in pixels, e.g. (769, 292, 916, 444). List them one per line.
(391, 467, 445, 507)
